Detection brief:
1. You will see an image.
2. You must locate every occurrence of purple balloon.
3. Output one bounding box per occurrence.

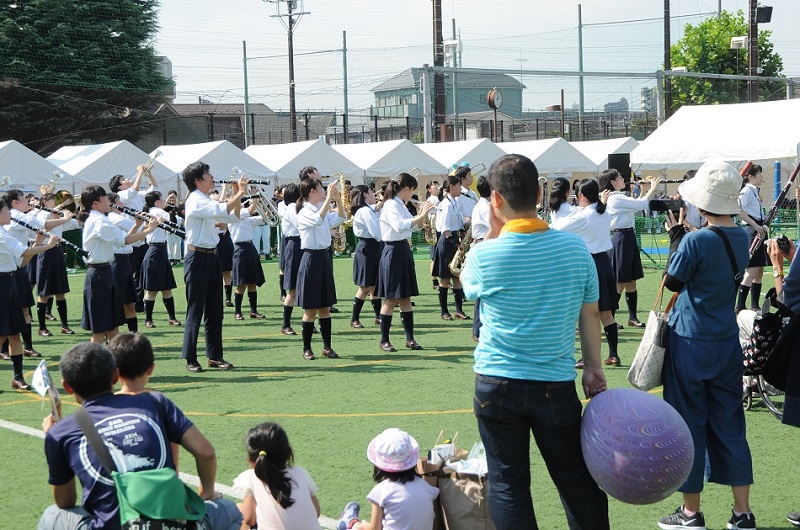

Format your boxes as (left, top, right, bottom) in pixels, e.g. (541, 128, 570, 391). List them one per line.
(580, 388, 694, 505)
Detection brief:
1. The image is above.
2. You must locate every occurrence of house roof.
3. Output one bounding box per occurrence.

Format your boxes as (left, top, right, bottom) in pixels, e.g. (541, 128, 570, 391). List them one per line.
(155, 102, 275, 117)
(372, 68, 525, 93)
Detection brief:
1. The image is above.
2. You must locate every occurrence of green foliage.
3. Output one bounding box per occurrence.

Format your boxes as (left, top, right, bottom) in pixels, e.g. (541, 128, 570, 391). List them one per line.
(669, 10, 785, 111)
(0, 0, 171, 153)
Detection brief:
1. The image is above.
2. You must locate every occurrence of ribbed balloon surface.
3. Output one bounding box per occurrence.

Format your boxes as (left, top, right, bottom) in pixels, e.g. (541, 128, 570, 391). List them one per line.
(580, 388, 694, 505)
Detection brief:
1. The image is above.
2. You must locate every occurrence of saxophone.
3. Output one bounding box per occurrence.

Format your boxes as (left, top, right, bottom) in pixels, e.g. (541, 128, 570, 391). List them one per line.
(409, 199, 437, 246)
(448, 225, 473, 276)
(332, 173, 349, 253)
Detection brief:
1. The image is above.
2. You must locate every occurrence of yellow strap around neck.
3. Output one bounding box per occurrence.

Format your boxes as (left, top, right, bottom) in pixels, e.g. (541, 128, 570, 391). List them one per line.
(500, 218, 549, 234)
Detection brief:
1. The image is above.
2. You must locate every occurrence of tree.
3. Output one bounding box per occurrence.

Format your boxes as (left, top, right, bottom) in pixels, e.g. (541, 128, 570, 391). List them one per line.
(0, 0, 171, 154)
(669, 10, 784, 112)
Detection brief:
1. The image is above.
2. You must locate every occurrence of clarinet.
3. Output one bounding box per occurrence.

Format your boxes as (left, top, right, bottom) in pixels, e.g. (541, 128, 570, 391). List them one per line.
(11, 218, 89, 258)
(110, 204, 186, 238)
(749, 159, 800, 257)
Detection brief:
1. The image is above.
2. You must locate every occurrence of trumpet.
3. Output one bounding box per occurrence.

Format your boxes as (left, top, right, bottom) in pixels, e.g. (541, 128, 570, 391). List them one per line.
(248, 185, 280, 227)
(11, 218, 89, 258)
(409, 199, 438, 246)
(141, 150, 162, 173)
(110, 203, 186, 238)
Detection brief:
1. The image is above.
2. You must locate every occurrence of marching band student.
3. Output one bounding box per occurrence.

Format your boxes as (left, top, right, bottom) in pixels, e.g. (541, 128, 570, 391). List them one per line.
(455, 165, 479, 219)
(277, 186, 288, 300)
(0, 200, 59, 390)
(469, 176, 492, 341)
(181, 162, 246, 373)
(295, 178, 344, 360)
(230, 196, 266, 321)
(107, 193, 141, 333)
(34, 193, 80, 337)
(81, 186, 158, 344)
(600, 169, 663, 327)
(737, 163, 768, 312)
(4, 189, 75, 357)
(164, 189, 184, 263)
(425, 180, 441, 291)
(280, 184, 302, 335)
(548, 178, 577, 223)
(375, 173, 433, 351)
(434, 174, 470, 321)
(209, 188, 236, 308)
(140, 191, 181, 329)
(551, 179, 620, 367)
(349, 185, 384, 329)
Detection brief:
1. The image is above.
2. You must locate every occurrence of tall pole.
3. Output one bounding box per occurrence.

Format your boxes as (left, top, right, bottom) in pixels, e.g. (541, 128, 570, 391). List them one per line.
(342, 30, 348, 144)
(451, 18, 458, 138)
(287, 1, 297, 142)
(748, 0, 759, 102)
(433, 0, 445, 142)
(243, 40, 250, 147)
(663, 0, 673, 119)
(578, 4, 585, 117)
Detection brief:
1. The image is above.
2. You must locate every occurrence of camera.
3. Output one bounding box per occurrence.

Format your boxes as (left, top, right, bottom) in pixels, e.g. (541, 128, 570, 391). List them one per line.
(776, 234, 790, 253)
(648, 198, 685, 214)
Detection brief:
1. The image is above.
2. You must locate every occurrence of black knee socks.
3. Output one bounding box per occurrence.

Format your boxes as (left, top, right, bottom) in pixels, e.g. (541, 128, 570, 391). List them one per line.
(11, 354, 23, 380)
(225, 284, 232, 303)
(400, 311, 414, 341)
(144, 300, 155, 322)
(248, 291, 258, 313)
(36, 302, 48, 330)
(22, 323, 32, 350)
(47, 297, 54, 316)
(604, 323, 619, 359)
(625, 291, 639, 322)
(283, 305, 293, 328)
(56, 299, 69, 328)
(371, 298, 382, 319)
(319, 317, 332, 349)
(438, 286, 449, 314)
(163, 297, 176, 320)
(301, 320, 314, 351)
(737, 285, 751, 311)
(453, 288, 465, 314)
(750, 283, 762, 310)
(380, 314, 393, 344)
(234, 293, 244, 314)
(352, 297, 365, 322)
(126, 317, 138, 332)
(279, 274, 286, 297)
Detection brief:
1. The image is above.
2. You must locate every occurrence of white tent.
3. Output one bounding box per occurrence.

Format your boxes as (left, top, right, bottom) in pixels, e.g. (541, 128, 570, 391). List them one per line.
(630, 99, 800, 172)
(417, 139, 507, 175)
(245, 139, 364, 185)
(46, 140, 174, 190)
(571, 137, 640, 171)
(333, 139, 447, 180)
(153, 140, 276, 194)
(497, 137, 598, 177)
(0, 140, 78, 191)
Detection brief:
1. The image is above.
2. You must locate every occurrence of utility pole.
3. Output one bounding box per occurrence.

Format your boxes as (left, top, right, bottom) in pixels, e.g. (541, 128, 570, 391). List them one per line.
(266, 0, 310, 142)
(578, 4, 585, 117)
(342, 30, 349, 144)
(432, 0, 445, 142)
(243, 41, 250, 147)
(748, 0, 759, 102)
(663, 0, 672, 119)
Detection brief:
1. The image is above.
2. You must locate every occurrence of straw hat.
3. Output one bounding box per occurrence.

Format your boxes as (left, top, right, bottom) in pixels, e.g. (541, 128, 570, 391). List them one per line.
(367, 428, 420, 472)
(678, 160, 741, 215)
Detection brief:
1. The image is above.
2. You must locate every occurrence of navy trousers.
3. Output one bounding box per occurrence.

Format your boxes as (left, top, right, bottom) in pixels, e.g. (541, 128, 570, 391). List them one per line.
(182, 250, 224, 363)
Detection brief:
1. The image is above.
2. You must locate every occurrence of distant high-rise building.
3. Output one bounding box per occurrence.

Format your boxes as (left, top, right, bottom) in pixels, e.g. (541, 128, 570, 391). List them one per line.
(640, 87, 657, 113)
(604, 97, 629, 113)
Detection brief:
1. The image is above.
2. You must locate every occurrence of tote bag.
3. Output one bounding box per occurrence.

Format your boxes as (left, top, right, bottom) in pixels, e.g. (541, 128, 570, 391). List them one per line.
(627, 278, 676, 391)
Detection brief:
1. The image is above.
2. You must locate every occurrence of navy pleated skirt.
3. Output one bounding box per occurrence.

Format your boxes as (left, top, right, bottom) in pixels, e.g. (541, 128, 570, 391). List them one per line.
(296, 249, 337, 309)
(0, 272, 26, 336)
(141, 243, 177, 292)
(433, 233, 460, 279)
(217, 231, 234, 271)
(592, 252, 619, 312)
(81, 264, 125, 333)
(353, 237, 381, 288)
(232, 242, 265, 286)
(112, 253, 137, 305)
(745, 224, 768, 268)
(37, 245, 70, 296)
(609, 228, 643, 283)
(375, 240, 419, 300)
(282, 236, 302, 291)
(26, 254, 38, 285)
(14, 266, 34, 308)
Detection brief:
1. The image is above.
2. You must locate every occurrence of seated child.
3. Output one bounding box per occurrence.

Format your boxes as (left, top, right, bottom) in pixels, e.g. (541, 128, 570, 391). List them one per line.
(338, 428, 439, 530)
(234, 422, 322, 530)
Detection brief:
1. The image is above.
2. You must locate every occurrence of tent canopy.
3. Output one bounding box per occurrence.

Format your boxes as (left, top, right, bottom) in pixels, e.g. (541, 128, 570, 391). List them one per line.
(46, 140, 174, 189)
(417, 138, 507, 175)
(245, 139, 364, 185)
(333, 139, 447, 179)
(571, 137, 640, 171)
(0, 140, 78, 191)
(630, 99, 800, 171)
(154, 140, 276, 193)
(497, 137, 597, 175)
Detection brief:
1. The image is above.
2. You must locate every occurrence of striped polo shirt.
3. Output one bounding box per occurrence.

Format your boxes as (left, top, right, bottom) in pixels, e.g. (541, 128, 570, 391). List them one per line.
(461, 221, 598, 382)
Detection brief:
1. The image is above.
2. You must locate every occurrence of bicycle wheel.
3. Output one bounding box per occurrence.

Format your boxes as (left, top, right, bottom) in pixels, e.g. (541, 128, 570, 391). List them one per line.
(756, 375, 785, 420)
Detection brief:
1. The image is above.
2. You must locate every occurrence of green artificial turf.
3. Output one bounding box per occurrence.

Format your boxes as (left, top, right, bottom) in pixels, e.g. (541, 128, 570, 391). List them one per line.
(1, 256, 799, 529)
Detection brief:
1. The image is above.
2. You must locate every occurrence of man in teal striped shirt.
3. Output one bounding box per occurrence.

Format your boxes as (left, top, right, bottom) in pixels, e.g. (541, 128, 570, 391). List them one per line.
(461, 154, 609, 530)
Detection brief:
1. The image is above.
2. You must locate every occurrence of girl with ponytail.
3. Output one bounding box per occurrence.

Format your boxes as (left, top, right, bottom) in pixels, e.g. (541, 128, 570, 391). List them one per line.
(234, 422, 322, 529)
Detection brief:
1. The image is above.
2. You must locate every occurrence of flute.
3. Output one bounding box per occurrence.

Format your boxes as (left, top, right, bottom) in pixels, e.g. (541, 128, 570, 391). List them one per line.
(11, 218, 89, 258)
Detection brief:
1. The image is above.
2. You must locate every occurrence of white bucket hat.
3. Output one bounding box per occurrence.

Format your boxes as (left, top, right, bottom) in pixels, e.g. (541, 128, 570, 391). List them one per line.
(677, 160, 741, 215)
(367, 428, 420, 472)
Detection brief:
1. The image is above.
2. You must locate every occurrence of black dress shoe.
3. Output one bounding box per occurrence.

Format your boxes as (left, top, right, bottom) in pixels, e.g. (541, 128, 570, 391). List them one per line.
(234, 313, 245, 321)
(441, 313, 454, 321)
(225, 300, 234, 308)
(38, 329, 53, 337)
(380, 342, 397, 352)
(322, 348, 339, 358)
(61, 327, 75, 335)
(187, 362, 204, 373)
(628, 319, 646, 328)
(350, 320, 363, 329)
(453, 311, 471, 320)
(45, 313, 58, 322)
(616, 322, 625, 330)
(12, 379, 31, 391)
(405, 340, 423, 350)
(168, 320, 182, 327)
(604, 356, 621, 367)
(281, 326, 297, 336)
(303, 350, 316, 360)
(208, 359, 234, 370)
(374, 318, 381, 325)
(24, 349, 42, 358)
(575, 359, 585, 369)
(145, 321, 156, 329)
(0, 352, 10, 361)
(249, 312, 266, 319)
(329, 306, 340, 313)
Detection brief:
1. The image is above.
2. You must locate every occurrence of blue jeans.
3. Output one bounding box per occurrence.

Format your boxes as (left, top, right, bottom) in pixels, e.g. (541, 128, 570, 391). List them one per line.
(474, 374, 609, 530)
(38, 499, 242, 530)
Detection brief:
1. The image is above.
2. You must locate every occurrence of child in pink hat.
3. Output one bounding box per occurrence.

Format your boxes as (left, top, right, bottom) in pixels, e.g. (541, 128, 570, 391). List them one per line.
(338, 428, 439, 530)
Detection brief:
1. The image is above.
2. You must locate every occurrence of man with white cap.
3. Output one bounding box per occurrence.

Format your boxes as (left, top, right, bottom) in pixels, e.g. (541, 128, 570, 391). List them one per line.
(659, 160, 755, 530)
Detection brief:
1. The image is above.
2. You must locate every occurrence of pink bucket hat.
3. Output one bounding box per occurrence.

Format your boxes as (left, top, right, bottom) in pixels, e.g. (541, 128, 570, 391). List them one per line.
(367, 428, 420, 472)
